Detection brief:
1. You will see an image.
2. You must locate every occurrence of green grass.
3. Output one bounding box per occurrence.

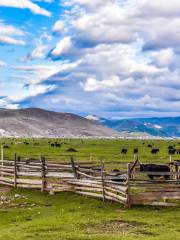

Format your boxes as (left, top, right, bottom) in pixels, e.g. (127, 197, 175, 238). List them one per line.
(1, 138, 180, 163)
(0, 138, 180, 239)
(0, 188, 179, 240)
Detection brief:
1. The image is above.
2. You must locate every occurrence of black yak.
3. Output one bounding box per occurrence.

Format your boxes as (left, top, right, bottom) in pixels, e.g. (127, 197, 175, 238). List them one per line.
(140, 164, 170, 180)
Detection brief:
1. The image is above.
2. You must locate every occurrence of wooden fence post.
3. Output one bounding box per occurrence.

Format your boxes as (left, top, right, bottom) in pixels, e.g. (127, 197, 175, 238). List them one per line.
(1, 145, 3, 166)
(14, 153, 17, 188)
(17, 156, 20, 173)
(70, 156, 79, 179)
(40, 156, 46, 192)
(125, 163, 131, 208)
(101, 161, 106, 202)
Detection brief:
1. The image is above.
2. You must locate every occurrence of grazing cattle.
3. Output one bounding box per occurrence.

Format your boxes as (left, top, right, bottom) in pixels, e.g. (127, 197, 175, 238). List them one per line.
(151, 148, 159, 154)
(168, 145, 174, 150)
(55, 142, 61, 147)
(140, 164, 170, 180)
(51, 142, 61, 147)
(3, 145, 9, 149)
(66, 148, 78, 152)
(147, 144, 152, 148)
(134, 148, 138, 154)
(121, 148, 128, 154)
(176, 149, 180, 154)
(168, 148, 176, 155)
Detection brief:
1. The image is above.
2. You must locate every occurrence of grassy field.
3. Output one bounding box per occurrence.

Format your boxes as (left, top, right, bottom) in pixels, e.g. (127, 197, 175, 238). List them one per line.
(1, 138, 180, 163)
(0, 188, 179, 240)
(0, 138, 180, 240)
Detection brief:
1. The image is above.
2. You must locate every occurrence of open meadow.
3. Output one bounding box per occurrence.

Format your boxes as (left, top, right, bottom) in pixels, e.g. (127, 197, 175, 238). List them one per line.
(0, 138, 179, 240)
(1, 138, 180, 163)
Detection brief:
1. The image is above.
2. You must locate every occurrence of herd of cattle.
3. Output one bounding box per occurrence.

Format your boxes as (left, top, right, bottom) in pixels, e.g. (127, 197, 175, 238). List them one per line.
(121, 144, 180, 155)
(1, 141, 180, 183)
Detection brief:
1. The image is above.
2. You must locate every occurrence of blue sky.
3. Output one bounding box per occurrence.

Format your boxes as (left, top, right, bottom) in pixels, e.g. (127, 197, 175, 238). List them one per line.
(1, 0, 180, 118)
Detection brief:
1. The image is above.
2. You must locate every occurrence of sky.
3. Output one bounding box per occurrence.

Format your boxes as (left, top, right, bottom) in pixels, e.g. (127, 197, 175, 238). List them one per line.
(1, 0, 180, 119)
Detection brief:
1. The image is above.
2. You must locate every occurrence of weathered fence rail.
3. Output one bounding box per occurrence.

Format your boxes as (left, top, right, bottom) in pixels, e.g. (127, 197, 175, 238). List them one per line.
(0, 156, 179, 207)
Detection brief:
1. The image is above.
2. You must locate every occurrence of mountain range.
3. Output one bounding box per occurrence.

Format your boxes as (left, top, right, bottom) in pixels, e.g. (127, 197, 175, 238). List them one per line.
(0, 108, 179, 138)
(86, 115, 180, 138)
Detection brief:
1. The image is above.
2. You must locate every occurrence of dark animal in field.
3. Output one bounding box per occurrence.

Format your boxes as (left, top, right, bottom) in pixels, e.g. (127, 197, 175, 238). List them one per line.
(147, 144, 152, 148)
(140, 164, 170, 180)
(55, 142, 61, 147)
(24, 142, 29, 145)
(151, 148, 159, 154)
(168, 148, 176, 155)
(111, 169, 127, 182)
(176, 149, 180, 154)
(51, 142, 61, 147)
(168, 145, 174, 150)
(134, 148, 138, 154)
(66, 148, 78, 152)
(3, 145, 9, 149)
(121, 148, 128, 154)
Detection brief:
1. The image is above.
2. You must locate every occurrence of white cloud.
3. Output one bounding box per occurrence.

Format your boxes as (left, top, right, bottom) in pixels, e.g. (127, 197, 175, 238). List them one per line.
(0, 23, 24, 36)
(0, 98, 19, 109)
(52, 20, 64, 34)
(51, 36, 72, 57)
(9, 84, 56, 102)
(81, 75, 134, 92)
(3, 0, 180, 117)
(0, 60, 7, 67)
(29, 44, 48, 60)
(0, 0, 51, 16)
(14, 64, 61, 84)
(0, 35, 25, 46)
(0, 21, 25, 46)
(149, 48, 175, 67)
(62, 0, 180, 49)
(65, 0, 113, 9)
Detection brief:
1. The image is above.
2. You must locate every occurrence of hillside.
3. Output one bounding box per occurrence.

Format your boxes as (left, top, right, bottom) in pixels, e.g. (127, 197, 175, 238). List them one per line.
(0, 108, 119, 138)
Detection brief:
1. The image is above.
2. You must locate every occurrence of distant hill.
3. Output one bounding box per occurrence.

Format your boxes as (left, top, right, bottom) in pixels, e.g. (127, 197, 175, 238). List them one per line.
(0, 108, 119, 138)
(86, 115, 180, 138)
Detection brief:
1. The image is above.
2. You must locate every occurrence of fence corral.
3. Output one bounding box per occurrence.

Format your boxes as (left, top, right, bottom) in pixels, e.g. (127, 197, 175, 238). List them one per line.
(0, 156, 179, 207)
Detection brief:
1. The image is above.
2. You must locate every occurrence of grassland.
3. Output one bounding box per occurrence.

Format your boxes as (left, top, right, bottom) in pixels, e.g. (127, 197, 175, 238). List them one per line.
(0, 188, 179, 240)
(0, 138, 180, 240)
(1, 138, 180, 163)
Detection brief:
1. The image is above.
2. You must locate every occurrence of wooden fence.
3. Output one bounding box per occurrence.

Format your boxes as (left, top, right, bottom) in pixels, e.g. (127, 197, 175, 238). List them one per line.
(0, 156, 179, 207)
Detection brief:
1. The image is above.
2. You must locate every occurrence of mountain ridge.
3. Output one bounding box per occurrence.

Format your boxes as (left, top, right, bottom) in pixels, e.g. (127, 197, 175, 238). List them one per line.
(86, 115, 180, 138)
